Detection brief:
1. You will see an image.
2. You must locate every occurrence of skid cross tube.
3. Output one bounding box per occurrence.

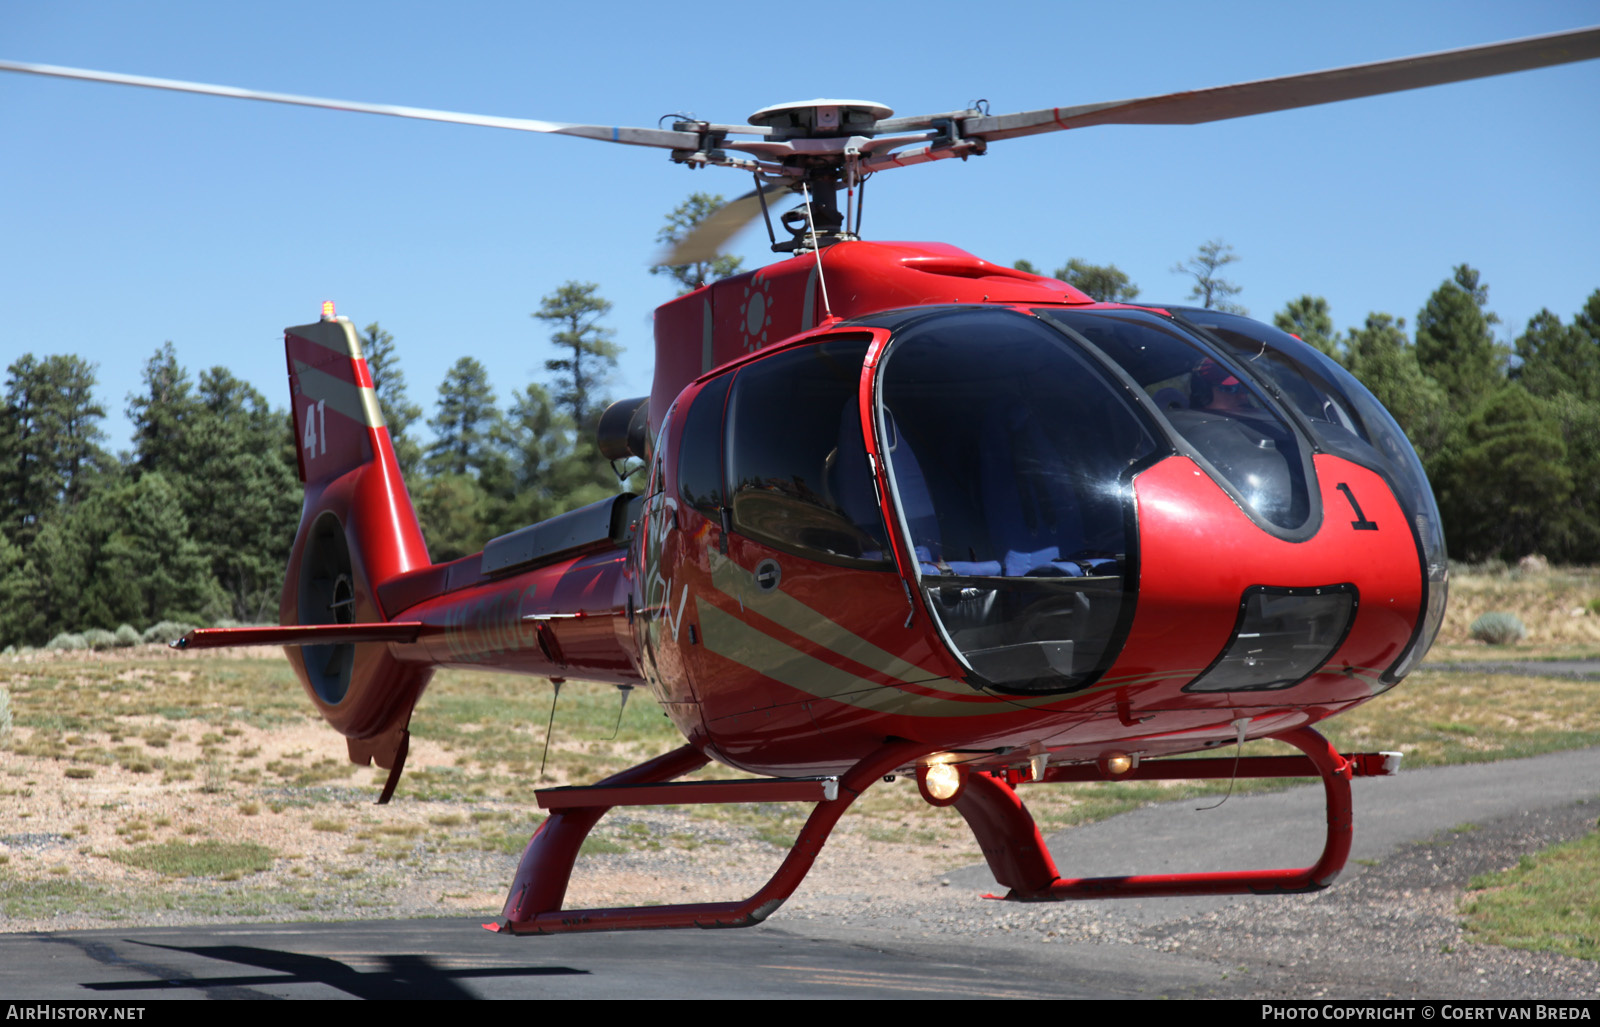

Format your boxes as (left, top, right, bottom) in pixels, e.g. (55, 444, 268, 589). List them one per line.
(954, 726, 1371, 901)
(1034, 750, 1400, 783)
(535, 776, 840, 809)
(493, 738, 929, 934)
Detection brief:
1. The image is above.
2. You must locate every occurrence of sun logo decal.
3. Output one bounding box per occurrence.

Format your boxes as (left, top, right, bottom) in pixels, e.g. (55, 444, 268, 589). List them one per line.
(739, 276, 774, 352)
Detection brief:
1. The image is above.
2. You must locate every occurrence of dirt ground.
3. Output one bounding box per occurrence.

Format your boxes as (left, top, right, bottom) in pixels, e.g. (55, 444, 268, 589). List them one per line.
(0, 645, 970, 931)
(4, 645, 1599, 999)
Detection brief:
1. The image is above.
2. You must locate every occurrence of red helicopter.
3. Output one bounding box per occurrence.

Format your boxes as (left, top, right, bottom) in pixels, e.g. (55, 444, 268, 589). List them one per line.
(6, 26, 1598, 936)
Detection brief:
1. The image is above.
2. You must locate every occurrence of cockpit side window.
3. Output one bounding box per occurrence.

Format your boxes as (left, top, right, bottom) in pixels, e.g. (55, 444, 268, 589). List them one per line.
(646, 402, 674, 499)
(678, 374, 731, 518)
(722, 338, 892, 570)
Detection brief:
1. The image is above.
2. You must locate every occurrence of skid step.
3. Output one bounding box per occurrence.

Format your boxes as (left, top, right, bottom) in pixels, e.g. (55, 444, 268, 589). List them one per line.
(535, 776, 839, 810)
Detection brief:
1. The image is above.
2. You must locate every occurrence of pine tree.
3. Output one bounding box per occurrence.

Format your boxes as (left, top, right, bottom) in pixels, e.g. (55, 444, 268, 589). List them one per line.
(1415, 265, 1502, 409)
(651, 193, 746, 295)
(186, 369, 299, 621)
(127, 348, 297, 622)
(1055, 259, 1140, 302)
(1, 354, 109, 546)
(88, 473, 226, 628)
(1515, 307, 1599, 404)
(412, 473, 492, 563)
(425, 357, 512, 485)
(0, 525, 39, 647)
(533, 282, 619, 432)
(1345, 313, 1450, 464)
(499, 382, 571, 528)
(127, 343, 199, 477)
(25, 514, 95, 639)
(491, 381, 623, 535)
(1542, 391, 1600, 562)
(1507, 290, 1600, 562)
(1172, 240, 1245, 314)
(1274, 296, 1341, 360)
(1429, 387, 1571, 561)
(1574, 289, 1600, 349)
(361, 322, 424, 475)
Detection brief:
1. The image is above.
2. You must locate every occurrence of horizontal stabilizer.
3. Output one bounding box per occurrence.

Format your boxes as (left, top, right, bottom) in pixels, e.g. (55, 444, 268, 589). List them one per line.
(173, 623, 424, 649)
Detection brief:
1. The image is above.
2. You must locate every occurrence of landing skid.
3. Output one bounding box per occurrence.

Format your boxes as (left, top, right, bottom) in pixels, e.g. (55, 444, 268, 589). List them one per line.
(956, 725, 1399, 901)
(486, 726, 1396, 934)
(490, 738, 929, 934)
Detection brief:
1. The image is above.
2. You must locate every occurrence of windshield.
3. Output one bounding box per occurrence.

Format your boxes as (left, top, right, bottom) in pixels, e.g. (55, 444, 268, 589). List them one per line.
(875, 308, 1158, 694)
(1038, 308, 1315, 535)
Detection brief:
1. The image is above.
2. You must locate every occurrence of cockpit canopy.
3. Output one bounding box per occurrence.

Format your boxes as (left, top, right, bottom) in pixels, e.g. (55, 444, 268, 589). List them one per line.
(676, 303, 1446, 696)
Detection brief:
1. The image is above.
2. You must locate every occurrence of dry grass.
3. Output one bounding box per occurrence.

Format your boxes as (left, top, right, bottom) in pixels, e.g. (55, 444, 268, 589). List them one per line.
(1431, 563, 1600, 660)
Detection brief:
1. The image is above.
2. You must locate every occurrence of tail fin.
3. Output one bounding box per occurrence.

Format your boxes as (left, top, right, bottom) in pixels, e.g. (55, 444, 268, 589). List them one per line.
(281, 313, 434, 798)
(284, 314, 429, 587)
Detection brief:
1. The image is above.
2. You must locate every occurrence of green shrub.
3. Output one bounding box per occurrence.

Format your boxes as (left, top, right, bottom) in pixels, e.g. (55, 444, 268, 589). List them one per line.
(83, 629, 117, 652)
(0, 684, 13, 745)
(46, 632, 87, 651)
(141, 622, 195, 644)
(113, 625, 141, 648)
(1470, 611, 1526, 645)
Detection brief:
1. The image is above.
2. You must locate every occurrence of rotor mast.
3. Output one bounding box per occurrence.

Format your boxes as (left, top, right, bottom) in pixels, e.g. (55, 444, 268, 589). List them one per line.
(666, 98, 986, 256)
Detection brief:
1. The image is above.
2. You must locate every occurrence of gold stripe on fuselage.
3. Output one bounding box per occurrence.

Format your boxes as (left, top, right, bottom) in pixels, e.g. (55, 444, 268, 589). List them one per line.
(699, 560, 1077, 717)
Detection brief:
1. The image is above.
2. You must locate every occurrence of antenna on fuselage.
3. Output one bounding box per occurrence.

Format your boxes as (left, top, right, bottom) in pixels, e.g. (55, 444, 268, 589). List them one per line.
(1194, 717, 1253, 811)
(607, 684, 634, 740)
(539, 678, 564, 779)
(801, 183, 833, 320)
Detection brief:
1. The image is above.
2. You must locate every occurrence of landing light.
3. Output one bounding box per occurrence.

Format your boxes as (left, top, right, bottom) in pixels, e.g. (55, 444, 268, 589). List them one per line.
(917, 761, 966, 806)
(1099, 752, 1135, 777)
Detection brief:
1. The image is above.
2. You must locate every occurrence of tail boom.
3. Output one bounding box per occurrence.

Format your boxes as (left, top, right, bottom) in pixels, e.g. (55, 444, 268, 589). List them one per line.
(179, 314, 645, 800)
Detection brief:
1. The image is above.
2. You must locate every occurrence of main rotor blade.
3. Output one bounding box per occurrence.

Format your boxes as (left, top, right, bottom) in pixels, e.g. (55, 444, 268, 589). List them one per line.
(656, 180, 797, 266)
(0, 59, 700, 150)
(965, 25, 1600, 142)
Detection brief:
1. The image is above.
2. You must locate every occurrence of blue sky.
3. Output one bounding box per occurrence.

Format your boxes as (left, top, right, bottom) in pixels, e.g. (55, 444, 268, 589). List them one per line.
(3, 0, 1597, 455)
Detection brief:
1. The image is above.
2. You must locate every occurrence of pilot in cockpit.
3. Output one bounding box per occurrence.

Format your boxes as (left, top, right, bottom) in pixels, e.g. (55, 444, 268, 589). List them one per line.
(1191, 358, 1253, 415)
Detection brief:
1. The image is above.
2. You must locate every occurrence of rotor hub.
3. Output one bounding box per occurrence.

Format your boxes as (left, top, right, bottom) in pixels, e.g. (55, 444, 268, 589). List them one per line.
(747, 99, 893, 137)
